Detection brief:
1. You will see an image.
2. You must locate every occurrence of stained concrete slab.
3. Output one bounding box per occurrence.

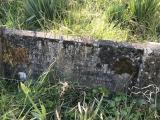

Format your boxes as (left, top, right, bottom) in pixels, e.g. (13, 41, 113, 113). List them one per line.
(1, 28, 160, 92)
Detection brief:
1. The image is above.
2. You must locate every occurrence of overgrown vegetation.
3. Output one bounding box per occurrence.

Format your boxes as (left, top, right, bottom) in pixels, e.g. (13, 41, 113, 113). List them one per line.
(0, 0, 160, 42)
(0, 73, 160, 120)
(0, 60, 159, 119)
(1, 0, 160, 119)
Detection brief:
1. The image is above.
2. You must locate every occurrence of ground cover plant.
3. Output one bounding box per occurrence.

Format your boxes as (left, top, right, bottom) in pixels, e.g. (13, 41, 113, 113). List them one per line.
(0, 0, 160, 42)
(0, 74, 160, 120)
(1, 0, 160, 119)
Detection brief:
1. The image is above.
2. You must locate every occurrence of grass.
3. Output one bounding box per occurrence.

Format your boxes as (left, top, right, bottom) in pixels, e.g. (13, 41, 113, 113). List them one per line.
(0, 0, 160, 42)
(0, 55, 159, 119)
(0, 79, 159, 119)
(0, 68, 160, 120)
(1, 0, 160, 119)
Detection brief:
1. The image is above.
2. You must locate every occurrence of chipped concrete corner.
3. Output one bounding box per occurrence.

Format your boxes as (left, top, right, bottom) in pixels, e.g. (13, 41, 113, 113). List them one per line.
(0, 28, 160, 92)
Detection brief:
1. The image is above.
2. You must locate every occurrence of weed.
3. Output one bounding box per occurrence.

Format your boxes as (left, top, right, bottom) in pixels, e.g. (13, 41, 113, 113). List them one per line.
(1, 0, 160, 41)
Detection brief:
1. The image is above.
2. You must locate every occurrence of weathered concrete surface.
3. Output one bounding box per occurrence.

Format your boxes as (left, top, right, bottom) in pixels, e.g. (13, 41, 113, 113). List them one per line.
(0, 33, 2, 75)
(138, 43, 160, 88)
(0, 28, 160, 92)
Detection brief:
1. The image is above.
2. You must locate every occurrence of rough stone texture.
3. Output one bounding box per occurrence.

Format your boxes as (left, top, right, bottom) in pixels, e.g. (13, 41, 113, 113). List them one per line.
(138, 43, 160, 87)
(0, 28, 160, 92)
(0, 33, 2, 75)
